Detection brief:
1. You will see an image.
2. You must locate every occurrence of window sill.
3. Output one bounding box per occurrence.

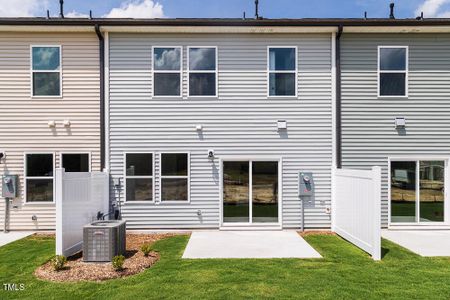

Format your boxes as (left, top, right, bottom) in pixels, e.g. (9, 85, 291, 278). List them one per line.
(31, 95, 63, 100)
(23, 201, 55, 206)
(377, 95, 408, 99)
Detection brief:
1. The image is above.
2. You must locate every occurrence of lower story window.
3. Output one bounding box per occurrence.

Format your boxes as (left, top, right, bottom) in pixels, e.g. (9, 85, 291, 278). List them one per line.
(160, 153, 189, 202)
(125, 153, 154, 201)
(391, 160, 445, 223)
(25, 153, 54, 202)
(61, 153, 90, 172)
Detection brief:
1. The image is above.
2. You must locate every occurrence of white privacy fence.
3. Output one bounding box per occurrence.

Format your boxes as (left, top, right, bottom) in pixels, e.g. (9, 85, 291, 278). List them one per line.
(332, 167, 381, 260)
(55, 169, 109, 257)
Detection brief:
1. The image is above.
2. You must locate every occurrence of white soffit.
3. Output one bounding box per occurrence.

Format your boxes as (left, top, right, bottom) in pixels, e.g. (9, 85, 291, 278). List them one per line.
(0, 25, 94, 32)
(344, 26, 450, 33)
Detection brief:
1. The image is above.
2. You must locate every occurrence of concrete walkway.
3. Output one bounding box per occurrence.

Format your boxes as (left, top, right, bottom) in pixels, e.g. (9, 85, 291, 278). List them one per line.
(0, 232, 34, 248)
(382, 230, 450, 257)
(182, 231, 322, 259)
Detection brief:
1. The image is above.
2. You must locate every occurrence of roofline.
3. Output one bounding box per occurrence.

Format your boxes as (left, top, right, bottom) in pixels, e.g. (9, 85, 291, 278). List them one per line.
(3, 18, 450, 34)
(2, 17, 450, 27)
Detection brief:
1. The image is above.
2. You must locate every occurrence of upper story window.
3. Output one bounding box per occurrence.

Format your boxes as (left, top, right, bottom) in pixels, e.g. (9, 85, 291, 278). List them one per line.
(125, 153, 154, 202)
(188, 47, 217, 97)
(25, 153, 54, 202)
(268, 47, 297, 97)
(378, 46, 408, 97)
(31, 46, 61, 97)
(153, 47, 182, 96)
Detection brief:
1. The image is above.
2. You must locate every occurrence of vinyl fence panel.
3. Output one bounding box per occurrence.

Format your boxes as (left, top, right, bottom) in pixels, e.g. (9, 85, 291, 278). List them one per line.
(55, 168, 109, 257)
(332, 166, 381, 260)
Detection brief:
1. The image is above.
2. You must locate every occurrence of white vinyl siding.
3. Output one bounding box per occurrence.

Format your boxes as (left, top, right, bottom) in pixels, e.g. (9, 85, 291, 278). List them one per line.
(0, 32, 100, 231)
(341, 33, 450, 227)
(109, 33, 333, 229)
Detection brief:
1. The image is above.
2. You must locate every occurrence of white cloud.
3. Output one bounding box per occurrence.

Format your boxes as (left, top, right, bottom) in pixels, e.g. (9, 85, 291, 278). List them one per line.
(103, 0, 164, 18)
(415, 0, 450, 17)
(65, 11, 90, 18)
(0, 0, 48, 17)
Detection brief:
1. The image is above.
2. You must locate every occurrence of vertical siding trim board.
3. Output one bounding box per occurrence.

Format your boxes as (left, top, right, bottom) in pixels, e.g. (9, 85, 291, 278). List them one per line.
(23, 152, 56, 204)
(105, 31, 110, 171)
(123, 151, 156, 204)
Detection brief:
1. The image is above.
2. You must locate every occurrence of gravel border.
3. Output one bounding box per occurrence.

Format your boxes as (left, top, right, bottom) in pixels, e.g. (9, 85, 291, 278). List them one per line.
(35, 233, 180, 282)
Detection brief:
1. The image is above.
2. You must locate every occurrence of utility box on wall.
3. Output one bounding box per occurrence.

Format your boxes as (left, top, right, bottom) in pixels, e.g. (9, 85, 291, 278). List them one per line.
(299, 172, 315, 207)
(2, 175, 18, 198)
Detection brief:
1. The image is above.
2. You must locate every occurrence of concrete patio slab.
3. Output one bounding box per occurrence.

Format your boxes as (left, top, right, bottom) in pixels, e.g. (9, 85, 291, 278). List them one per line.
(182, 231, 322, 259)
(0, 232, 34, 248)
(382, 230, 450, 257)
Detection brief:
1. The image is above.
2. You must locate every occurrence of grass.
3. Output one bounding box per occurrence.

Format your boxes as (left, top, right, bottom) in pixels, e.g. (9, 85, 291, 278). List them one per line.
(0, 234, 449, 299)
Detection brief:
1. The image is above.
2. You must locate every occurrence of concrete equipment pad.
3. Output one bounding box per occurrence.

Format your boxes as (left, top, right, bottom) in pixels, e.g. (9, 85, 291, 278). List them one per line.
(182, 231, 322, 259)
(0, 232, 34, 248)
(382, 230, 450, 257)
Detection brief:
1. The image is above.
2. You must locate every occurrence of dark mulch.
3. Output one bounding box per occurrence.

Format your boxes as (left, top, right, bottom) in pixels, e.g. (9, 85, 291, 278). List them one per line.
(34, 233, 178, 282)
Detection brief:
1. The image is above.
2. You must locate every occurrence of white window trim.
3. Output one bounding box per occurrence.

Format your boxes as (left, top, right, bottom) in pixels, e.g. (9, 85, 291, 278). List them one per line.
(377, 45, 409, 98)
(187, 46, 218, 98)
(24, 152, 55, 204)
(219, 156, 283, 228)
(30, 45, 63, 98)
(267, 46, 298, 98)
(388, 156, 449, 227)
(151, 46, 183, 98)
(159, 152, 191, 203)
(123, 152, 155, 203)
(60, 152, 91, 172)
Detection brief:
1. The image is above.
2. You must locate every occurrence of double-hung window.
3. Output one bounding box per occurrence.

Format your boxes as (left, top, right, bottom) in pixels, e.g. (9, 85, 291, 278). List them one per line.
(378, 46, 408, 97)
(31, 46, 61, 96)
(160, 153, 189, 202)
(125, 153, 154, 201)
(153, 47, 182, 96)
(268, 47, 297, 97)
(188, 47, 217, 97)
(25, 153, 54, 202)
(61, 153, 90, 172)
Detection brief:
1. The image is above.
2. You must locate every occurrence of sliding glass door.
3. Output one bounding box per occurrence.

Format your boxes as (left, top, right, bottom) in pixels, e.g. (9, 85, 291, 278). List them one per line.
(391, 160, 445, 224)
(223, 160, 279, 225)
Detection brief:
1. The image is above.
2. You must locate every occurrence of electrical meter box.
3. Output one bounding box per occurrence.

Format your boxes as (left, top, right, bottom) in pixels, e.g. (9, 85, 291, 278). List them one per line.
(2, 175, 18, 198)
(299, 172, 314, 197)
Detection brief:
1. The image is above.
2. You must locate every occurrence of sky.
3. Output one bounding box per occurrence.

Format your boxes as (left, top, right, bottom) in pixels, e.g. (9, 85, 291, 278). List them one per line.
(1, 0, 450, 19)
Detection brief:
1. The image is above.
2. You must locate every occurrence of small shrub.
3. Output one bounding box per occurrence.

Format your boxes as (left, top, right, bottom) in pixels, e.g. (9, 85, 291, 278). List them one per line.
(51, 255, 67, 271)
(141, 244, 152, 257)
(112, 255, 125, 271)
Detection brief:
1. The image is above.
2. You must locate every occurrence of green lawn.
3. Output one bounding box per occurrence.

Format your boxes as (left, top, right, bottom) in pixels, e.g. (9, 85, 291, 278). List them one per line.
(0, 234, 449, 300)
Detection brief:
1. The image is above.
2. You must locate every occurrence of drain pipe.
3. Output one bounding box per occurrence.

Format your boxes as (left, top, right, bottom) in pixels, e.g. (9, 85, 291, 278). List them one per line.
(336, 25, 343, 169)
(95, 24, 106, 171)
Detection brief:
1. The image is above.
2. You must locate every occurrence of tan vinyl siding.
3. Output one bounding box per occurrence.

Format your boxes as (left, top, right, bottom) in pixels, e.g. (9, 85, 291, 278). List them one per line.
(109, 33, 333, 229)
(0, 32, 100, 231)
(341, 33, 450, 226)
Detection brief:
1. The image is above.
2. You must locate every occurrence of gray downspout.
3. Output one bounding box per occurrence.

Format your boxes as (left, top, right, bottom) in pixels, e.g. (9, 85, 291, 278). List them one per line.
(336, 25, 343, 169)
(95, 24, 105, 171)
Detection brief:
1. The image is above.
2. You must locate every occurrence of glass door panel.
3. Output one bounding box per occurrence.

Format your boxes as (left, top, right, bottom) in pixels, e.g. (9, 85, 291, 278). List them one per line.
(419, 161, 445, 222)
(252, 162, 278, 223)
(223, 161, 249, 223)
(391, 161, 417, 223)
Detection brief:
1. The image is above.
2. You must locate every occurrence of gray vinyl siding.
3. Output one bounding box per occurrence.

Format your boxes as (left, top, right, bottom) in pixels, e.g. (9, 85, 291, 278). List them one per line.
(341, 33, 450, 226)
(0, 32, 100, 231)
(109, 33, 333, 229)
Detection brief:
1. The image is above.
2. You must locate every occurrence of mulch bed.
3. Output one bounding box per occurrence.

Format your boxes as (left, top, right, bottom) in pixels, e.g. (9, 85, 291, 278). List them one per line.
(298, 231, 336, 237)
(35, 233, 178, 282)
